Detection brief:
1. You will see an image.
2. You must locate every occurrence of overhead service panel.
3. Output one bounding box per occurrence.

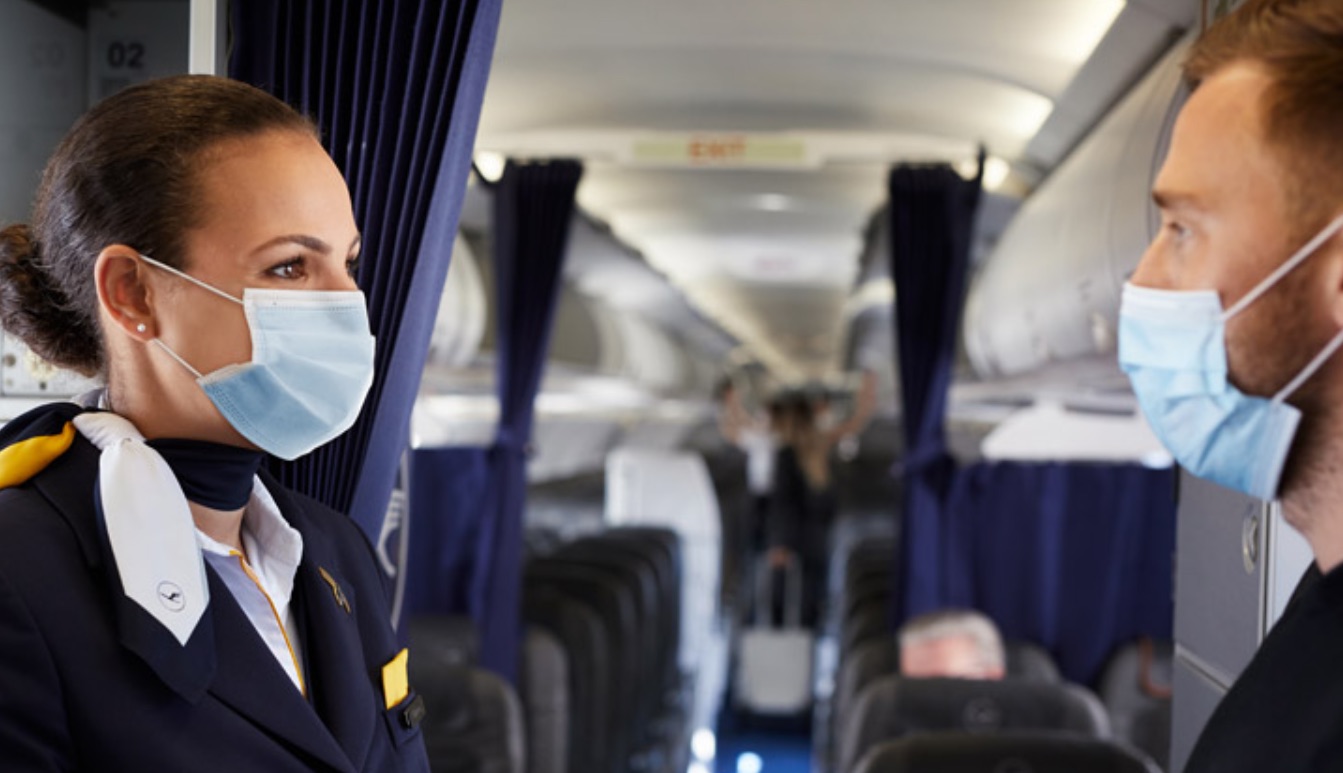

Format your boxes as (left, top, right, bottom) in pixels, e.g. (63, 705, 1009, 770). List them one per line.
(964, 35, 1192, 379)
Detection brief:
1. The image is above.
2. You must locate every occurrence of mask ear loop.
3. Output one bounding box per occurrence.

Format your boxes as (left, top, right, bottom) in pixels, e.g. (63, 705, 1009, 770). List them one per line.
(1273, 327, 1343, 405)
(1224, 215, 1343, 321)
(137, 253, 245, 306)
(150, 338, 205, 380)
(136, 253, 243, 381)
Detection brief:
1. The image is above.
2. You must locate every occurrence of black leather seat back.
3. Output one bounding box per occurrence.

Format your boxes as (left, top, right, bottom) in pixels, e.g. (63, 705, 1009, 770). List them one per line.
(852, 733, 1161, 773)
(408, 615, 481, 669)
(1100, 640, 1172, 772)
(835, 638, 898, 744)
(843, 573, 893, 621)
(554, 539, 662, 731)
(406, 645, 526, 773)
(1004, 641, 1061, 683)
(527, 560, 639, 773)
(840, 676, 1111, 773)
(523, 585, 611, 773)
(604, 526, 683, 688)
(520, 628, 569, 773)
(842, 601, 892, 655)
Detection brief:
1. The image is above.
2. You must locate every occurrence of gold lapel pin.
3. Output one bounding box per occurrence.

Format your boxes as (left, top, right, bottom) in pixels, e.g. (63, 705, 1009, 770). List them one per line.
(318, 567, 352, 614)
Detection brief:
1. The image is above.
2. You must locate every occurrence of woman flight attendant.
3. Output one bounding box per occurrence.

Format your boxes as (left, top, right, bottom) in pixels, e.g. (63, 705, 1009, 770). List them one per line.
(0, 75, 429, 772)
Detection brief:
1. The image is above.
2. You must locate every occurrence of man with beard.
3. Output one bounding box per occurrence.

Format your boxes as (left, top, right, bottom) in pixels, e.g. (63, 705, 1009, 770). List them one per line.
(1117, 0, 1343, 769)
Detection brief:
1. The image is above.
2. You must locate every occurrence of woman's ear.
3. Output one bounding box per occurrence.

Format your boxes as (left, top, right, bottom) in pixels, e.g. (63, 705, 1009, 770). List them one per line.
(94, 245, 156, 341)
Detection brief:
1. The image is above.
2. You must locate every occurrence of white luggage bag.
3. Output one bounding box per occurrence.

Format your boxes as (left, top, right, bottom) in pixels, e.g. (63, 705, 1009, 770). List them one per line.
(733, 556, 814, 715)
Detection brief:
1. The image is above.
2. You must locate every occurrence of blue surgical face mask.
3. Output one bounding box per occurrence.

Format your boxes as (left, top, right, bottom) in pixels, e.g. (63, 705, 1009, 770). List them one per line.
(1118, 215, 1343, 500)
(139, 254, 376, 461)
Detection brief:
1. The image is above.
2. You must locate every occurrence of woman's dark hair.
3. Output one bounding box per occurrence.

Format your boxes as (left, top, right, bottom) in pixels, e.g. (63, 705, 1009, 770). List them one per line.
(0, 75, 316, 376)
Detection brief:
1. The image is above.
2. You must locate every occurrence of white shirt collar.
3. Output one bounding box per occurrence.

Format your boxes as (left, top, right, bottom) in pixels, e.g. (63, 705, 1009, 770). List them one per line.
(196, 478, 304, 605)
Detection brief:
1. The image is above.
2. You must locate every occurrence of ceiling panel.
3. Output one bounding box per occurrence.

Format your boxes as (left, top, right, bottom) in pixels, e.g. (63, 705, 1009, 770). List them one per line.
(473, 0, 1190, 381)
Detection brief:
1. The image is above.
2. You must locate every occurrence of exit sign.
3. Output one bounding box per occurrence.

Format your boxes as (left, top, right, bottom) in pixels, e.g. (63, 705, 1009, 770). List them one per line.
(630, 134, 811, 168)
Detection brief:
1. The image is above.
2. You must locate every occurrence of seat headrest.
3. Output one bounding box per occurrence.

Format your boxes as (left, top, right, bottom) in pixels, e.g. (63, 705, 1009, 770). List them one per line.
(408, 615, 481, 669)
(853, 732, 1161, 773)
(859, 676, 1110, 739)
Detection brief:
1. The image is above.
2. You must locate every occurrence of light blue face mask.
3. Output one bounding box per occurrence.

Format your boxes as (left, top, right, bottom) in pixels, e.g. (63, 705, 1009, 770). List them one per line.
(139, 254, 376, 461)
(1118, 215, 1343, 501)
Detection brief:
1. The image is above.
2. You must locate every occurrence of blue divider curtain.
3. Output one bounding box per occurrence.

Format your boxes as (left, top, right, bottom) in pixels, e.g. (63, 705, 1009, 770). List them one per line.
(229, 0, 502, 540)
(404, 160, 584, 681)
(889, 160, 983, 624)
(889, 162, 1176, 684)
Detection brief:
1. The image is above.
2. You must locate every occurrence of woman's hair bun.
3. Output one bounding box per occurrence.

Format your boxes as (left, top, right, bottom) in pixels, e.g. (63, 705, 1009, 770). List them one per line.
(0, 223, 103, 376)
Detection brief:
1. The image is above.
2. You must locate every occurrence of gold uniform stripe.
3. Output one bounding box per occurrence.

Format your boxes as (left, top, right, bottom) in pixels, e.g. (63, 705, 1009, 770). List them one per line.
(0, 421, 76, 490)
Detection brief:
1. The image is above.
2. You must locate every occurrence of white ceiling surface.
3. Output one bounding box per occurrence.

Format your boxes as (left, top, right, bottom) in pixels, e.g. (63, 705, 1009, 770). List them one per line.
(473, 0, 1193, 381)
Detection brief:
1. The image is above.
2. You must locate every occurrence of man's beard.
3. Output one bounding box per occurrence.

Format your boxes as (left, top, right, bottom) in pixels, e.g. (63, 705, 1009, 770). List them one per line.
(1229, 262, 1341, 521)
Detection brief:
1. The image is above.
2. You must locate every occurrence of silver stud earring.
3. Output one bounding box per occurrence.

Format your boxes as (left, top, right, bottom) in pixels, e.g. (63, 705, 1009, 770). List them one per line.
(136, 323, 147, 334)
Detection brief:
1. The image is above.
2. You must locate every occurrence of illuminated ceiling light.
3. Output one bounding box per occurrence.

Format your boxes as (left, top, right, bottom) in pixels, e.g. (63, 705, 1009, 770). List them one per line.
(474, 150, 507, 183)
(1059, 0, 1127, 64)
(955, 155, 1012, 192)
(753, 193, 791, 212)
(983, 156, 1011, 191)
(736, 752, 764, 773)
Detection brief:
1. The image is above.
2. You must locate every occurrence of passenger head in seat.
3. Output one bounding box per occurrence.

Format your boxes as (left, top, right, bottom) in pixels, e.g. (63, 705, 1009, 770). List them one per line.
(898, 609, 1005, 680)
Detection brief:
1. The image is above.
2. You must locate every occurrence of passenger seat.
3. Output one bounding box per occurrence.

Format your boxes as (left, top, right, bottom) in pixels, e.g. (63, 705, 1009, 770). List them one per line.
(521, 628, 569, 773)
(851, 733, 1161, 773)
(408, 616, 527, 773)
(1100, 639, 1173, 772)
(838, 675, 1110, 773)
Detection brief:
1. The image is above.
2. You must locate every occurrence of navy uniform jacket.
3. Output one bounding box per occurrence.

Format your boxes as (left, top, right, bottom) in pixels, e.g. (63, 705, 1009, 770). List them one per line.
(1184, 564, 1343, 771)
(0, 427, 431, 773)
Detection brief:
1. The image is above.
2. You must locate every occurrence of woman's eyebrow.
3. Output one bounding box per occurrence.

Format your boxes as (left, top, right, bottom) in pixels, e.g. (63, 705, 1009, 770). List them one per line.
(251, 234, 332, 255)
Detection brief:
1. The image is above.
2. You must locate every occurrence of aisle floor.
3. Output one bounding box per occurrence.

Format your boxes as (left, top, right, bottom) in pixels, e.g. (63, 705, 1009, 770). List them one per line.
(714, 730, 813, 773)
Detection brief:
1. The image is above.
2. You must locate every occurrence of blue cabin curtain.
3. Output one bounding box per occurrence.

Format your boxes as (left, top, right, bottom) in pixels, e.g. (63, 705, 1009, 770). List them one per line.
(939, 462, 1175, 683)
(887, 161, 1175, 684)
(889, 161, 983, 624)
(405, 160, 583, 681)
(228, 0, 502, 540)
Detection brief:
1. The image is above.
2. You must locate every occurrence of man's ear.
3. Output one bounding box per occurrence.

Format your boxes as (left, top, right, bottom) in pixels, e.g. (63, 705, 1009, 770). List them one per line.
(94, 245, 157, 341)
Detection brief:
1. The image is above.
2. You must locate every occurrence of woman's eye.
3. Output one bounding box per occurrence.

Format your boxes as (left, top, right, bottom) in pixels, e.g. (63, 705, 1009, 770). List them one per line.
(346, 256, 361, 278)
(268, 258, 306, 280)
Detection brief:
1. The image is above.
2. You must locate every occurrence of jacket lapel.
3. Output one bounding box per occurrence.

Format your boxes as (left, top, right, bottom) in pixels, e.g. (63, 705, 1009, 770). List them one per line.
(206, 567, 357, 773)
(36, 436, 374, 771)
(282, 487, 379, 771)
(35, 436, 217, 701)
